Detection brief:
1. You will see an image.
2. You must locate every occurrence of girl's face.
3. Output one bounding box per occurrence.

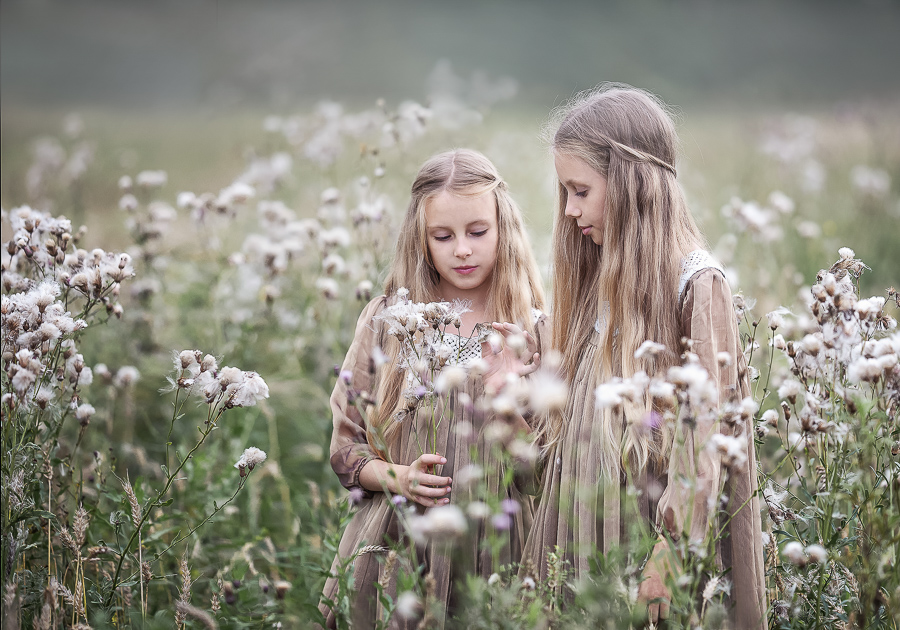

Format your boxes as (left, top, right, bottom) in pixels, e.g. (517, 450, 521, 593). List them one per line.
(554, 152, 608, 246)
(424, 190, 499, 302)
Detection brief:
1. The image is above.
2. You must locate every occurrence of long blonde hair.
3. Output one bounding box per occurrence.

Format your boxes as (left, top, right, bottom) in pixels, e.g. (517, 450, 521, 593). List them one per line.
(370, 148, 545, 455)
(548, 84, 705, 476)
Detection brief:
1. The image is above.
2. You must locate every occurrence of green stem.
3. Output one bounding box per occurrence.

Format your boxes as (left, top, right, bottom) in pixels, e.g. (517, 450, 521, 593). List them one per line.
(104, 404, 226, 607)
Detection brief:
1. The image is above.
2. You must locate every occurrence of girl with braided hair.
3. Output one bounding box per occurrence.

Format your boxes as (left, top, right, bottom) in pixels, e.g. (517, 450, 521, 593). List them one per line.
(523, 84, 767, 628)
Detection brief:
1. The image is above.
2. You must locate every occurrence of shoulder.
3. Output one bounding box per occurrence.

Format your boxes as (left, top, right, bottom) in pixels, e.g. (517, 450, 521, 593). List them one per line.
(678, 250, 726, 304)
(352, 295, 390, 333)
(680, 267, 737, 330)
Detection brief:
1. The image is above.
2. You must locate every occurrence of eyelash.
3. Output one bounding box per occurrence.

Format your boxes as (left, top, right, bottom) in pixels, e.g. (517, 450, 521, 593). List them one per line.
(573, 190, 588, 198)
(433, 229, 488, 242)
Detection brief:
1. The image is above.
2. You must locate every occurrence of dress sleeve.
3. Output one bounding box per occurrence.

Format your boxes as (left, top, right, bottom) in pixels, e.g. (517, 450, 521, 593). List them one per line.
(656, 269, 745, 542)
(329, 296, 387, 496)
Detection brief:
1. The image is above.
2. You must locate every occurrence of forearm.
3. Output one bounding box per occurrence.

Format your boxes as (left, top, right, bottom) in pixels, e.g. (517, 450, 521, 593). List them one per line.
(358, 458, 405, 494)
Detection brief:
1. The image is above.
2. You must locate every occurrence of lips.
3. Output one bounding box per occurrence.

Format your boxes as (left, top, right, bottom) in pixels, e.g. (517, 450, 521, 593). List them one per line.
(579, 225, 592, 236)
(454, 266, 477, 275)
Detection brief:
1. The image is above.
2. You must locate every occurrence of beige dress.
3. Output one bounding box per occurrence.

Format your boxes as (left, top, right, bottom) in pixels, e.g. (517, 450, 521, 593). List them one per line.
(321, 296, 547, 629)
(523, 255, 767, 629)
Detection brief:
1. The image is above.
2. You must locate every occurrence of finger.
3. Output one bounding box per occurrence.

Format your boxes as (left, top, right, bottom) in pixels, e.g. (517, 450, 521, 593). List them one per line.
(523, 330, 537, 352)
(416, 473, 452, 488)
(414, 454, 447, 469)
(413, 494, 450, 507)
(647, 602, 659, 623)
(413, 483, 451, 498)
(491, 321, 522, 334)
(518, 353, 541, 376)
(659, 599, 670, 619)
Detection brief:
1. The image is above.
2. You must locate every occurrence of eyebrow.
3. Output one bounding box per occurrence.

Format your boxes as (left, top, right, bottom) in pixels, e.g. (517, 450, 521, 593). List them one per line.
(427, 219, 492, 231)
(561, 178, 589, 189)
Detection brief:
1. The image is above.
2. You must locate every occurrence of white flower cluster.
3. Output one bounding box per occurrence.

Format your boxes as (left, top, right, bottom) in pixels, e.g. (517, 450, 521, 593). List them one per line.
(2, 207, 136, 413)
(26, 131, 95, 201)
(172, 350, 270, 410)
(758, 115, 826, 193)
(233, 446, 267, 477)
(720, 195, 788, 244)
(373, 291, 476, 420)
(3, 206, 135, 312)
(777, 251, 899, 415)
(850, 165, 891, 198)
(176, 181, 256, 224)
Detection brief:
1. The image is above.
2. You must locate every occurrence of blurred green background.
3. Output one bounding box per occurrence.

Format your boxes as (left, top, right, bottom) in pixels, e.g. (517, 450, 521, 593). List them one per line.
(3, 0, 900, 113)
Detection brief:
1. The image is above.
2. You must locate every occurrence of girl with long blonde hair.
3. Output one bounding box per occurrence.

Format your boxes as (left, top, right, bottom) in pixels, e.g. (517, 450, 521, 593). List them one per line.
(321, 148, 547, 628)
(523, 84, 767, 628)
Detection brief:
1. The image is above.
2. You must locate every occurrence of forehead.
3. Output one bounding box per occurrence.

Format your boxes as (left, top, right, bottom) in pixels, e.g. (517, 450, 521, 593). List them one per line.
(554, 152, 602, 183)
(424, 189, 497, 227)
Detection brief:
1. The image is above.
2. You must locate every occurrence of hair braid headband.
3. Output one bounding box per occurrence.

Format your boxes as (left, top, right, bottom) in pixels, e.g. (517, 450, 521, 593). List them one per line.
(601, 134, 677, 177)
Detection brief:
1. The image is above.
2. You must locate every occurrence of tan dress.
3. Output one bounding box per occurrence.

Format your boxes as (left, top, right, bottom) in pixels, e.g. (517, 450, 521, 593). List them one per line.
(321, 296, 547, 629)
(523, 258, 767, 629)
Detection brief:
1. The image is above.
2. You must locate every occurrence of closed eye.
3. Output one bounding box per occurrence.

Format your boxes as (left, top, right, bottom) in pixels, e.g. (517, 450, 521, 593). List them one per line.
(573, 190, 588, 198)
(432, 234, 452, 242)
(470, 229, 488, 237)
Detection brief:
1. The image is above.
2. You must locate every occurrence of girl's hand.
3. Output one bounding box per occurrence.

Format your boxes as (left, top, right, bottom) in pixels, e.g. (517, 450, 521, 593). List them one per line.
(481, 322, 540, 394)
(638, 541, 672, 623)
(396, 454, 452, 507)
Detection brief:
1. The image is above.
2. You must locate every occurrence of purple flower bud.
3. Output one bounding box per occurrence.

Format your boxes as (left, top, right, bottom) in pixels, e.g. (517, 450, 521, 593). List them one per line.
(349, 487, 365, 506)
(340, 370, 353, 385)
(392, 495, 407, 506)
(492, 513, 512, 531)
(500, 499, 520, 515)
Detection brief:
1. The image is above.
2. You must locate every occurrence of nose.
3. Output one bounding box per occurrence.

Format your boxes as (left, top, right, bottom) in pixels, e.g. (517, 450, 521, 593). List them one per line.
(454, 238, 472, 259)
(564, 199, 580, 218)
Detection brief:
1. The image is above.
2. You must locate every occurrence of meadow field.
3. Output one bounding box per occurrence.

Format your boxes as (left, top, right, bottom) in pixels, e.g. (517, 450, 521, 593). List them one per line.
(2, 80, 899, 629)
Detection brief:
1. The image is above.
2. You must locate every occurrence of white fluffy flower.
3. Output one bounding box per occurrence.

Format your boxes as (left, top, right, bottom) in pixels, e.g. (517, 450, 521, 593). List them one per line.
(527, 370, 569, 415)
(782, 541, 806, 565)
(434, 366, 467, 393)
(634, 340, 666, 360)
(777, 379, 804, 402)
(234, 447, 267, 477)
(396, 591, 421, 620)
(408, 504, 467, 542)
(135, 170, 168, 188)
(805, 544, 827, 564)
(75, 404, 95, 423)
